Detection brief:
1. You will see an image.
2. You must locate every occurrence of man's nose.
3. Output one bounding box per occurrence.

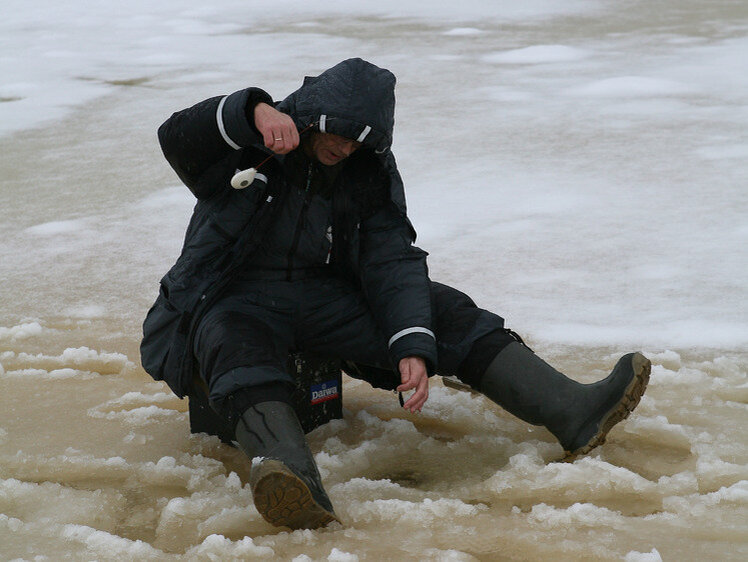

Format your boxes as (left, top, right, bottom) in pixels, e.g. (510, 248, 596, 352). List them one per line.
(340, 140, 356, 156)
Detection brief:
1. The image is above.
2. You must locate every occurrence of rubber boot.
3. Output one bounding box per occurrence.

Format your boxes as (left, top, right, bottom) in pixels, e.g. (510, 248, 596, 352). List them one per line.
(479, 342, 651, 459)
(234, 401, 339, 529)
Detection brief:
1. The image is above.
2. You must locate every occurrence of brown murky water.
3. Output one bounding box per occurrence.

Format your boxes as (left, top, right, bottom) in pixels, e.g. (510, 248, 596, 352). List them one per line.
(1, 319, 746, 560)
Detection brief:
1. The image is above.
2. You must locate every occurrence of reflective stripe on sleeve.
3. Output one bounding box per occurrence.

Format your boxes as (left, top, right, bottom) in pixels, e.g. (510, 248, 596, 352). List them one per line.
(388, 327, 436, 348)
(216, 96, 241, 150)
(319, 114, 327, 133)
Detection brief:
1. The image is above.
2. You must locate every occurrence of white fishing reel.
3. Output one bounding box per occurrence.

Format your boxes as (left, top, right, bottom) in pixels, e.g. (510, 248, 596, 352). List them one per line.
(230, 168, 257, 189)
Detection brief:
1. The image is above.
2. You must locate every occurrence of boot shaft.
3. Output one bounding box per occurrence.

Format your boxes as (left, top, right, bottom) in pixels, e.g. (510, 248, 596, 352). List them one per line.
(478, 342, 650, 455)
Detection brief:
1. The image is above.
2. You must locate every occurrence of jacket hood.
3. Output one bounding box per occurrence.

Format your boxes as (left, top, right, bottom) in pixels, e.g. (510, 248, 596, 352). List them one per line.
(276, 58, 396, 153)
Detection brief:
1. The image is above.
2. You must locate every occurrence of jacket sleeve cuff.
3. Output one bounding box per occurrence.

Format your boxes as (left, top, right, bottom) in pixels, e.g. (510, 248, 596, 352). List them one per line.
(220, 87, 273, 148)
(243, 87, 276, 136)
(388, 331, 438, 375)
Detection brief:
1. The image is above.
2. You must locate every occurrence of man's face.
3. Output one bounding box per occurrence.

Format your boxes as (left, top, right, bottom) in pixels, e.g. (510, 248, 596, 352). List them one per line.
(308, 132, 362, 166)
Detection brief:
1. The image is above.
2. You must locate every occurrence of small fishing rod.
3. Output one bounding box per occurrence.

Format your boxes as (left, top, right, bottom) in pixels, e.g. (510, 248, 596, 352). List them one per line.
(230, 122, 317, 189)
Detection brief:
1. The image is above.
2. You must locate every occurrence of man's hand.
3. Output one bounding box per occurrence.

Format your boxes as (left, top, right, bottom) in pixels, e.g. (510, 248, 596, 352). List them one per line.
(397, 356, 429, 413)
(253, 102, 299, 154)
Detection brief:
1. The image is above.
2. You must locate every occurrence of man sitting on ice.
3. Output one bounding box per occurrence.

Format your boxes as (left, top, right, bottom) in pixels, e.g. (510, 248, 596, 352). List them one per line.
(141, 58, 650, 530)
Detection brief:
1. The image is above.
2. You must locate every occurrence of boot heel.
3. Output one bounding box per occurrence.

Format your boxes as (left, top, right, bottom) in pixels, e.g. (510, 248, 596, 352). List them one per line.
(251, 459, 340, 530)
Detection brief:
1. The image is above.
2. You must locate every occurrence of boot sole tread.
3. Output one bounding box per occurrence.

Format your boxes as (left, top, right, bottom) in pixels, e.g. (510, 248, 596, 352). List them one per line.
(252, 460, 339, 530)
(563, 353, 651, 462)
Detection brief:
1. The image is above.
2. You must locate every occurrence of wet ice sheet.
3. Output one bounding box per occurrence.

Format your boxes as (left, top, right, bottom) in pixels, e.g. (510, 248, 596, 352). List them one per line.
(1, 323, 746, 560)
(1, 0, 748, 559)
(1, 1, 746, 349)
(0, 0, 596, 138)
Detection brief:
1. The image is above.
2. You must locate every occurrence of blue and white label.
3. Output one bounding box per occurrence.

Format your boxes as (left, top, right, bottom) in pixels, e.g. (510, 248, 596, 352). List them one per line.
(310, 380, 339, 405)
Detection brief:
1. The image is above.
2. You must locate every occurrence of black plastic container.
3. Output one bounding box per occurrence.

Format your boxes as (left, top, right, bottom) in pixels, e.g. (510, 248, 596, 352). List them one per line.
(188, 354, 343, 442)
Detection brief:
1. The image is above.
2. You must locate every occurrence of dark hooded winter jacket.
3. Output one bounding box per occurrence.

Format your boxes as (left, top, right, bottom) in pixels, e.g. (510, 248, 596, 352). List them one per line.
(140, 58, 437, 398)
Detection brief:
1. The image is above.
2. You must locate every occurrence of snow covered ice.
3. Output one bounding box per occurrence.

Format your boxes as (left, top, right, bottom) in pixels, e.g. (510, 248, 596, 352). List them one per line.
(1, 0, 746, 560)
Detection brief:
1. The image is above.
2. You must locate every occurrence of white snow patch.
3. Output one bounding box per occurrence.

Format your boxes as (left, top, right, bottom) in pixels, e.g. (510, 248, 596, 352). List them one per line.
(59, 346, 130, 367)
(567, 75, 695, 97)
(624, 548, 663, 562)
(60, 525, 163, 559)
(47, 368, 85, 379)
(101, 391, 177, 406)
(0, 322, 44, 341)
(347, 497, 487, 525)
(0, 478, 128, 533)
(24, 219, 86, 236)
(649, 363, 710, 386)
(622, 415, 692, 449)
(9, 347, 134, 377)
(483, 44, 589, 64)
(695, 144, 748, 160)
(135, 186, 193, 210)
(527, 502, 623, 528)
(185, 534, 275, 558)
(63, 304, 107, 318)
(138, 454, 226, 490)
(645, 350, 682, 371)
(2, 347, 135, 381)
(2, 368, 97, 380)
(484, 454, 698, 501)
(421, 549, 477, 561)
(443, 27, 483, 36)
(0, 513, 25, 533)
(87, 405, 183, 425)
(662, 481, 748, 515)
(328, 548, 359, 562)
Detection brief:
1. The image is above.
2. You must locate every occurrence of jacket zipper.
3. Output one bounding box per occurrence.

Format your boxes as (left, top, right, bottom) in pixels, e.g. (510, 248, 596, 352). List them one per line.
(286, 164, 314, 281)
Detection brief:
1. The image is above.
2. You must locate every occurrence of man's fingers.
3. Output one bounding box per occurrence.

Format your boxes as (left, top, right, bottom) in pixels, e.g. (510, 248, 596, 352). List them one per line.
(261, 128, 275, 150)
(268, 130, 291, 153)
(268, 125, 299, 154)
(397, 366, 419, 393)
(403, 376, 429, 412)
(254, 104, 299, 154)
(397, 357, 429, 412)
(399, 360, 411, 388)
(397, 381, 417, 392)
(280, 120, 299, 151)
(288, 127, 300, 149)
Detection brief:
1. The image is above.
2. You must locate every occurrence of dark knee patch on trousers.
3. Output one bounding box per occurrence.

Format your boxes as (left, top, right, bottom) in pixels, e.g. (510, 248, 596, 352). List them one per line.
(457, 329, 518, 388)
(195, 310, 288, 388)
(430, 281, 506, 376)
(431, 282, 483, 346)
